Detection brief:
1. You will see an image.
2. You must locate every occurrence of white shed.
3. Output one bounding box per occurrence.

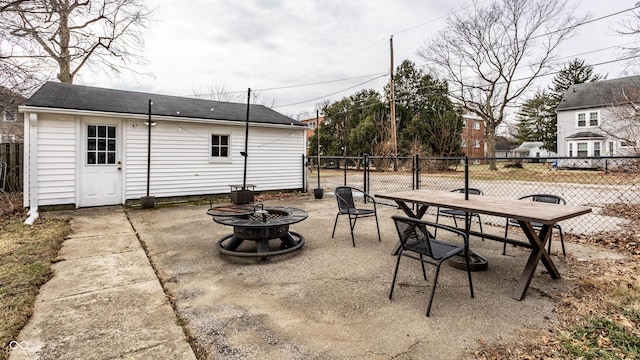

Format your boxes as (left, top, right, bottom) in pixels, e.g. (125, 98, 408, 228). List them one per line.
(20, 82, 307, 213)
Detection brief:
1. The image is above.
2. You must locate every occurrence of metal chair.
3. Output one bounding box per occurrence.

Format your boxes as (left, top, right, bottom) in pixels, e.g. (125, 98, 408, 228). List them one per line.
(331, 186, 381, 247)
(503, 194, 566, 257)
(389, 216, 474, 317)
(435, 188, 485, 241)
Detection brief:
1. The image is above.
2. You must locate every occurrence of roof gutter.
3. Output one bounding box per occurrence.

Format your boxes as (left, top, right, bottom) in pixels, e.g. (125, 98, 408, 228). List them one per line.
(18, 105, 307, 130)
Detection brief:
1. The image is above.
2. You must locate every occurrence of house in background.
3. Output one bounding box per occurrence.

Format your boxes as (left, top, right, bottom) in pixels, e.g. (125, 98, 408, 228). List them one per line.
(494, 136, 516, 158)
(460, 113, 485, 161)
(511, 141, 555, 159)
(299, 116, 324, 155)
(0, 86, 26, 143)
(556, 75, 640, 168)
(20, 82, 307, 212)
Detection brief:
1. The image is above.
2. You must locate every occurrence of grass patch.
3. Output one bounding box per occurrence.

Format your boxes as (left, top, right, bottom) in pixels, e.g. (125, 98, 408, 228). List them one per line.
(0, 214, 71, 359)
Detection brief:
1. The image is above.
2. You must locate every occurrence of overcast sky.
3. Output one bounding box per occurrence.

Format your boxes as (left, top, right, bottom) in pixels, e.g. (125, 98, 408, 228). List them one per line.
(85, 0, 639, 119)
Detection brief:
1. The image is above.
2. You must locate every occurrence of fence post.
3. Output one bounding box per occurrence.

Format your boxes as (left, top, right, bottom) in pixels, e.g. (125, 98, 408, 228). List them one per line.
(363, 154, 368, 196)
(302, 154, 307, 193)
(343, 155, 347, 186)
(415, 153, 420, 190)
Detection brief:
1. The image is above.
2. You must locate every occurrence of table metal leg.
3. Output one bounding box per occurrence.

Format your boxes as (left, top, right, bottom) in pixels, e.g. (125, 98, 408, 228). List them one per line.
(513, 221, 558, 300)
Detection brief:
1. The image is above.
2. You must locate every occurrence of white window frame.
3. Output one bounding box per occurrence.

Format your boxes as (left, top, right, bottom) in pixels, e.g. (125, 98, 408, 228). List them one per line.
(607, 141, 615, 156)
(461, 138, 467, 148)
(209, 133, 232, 163)
(577, 142, 588, 157)
(593, 142, 601, 157)
(473, 139, 481, 148)
(473, 121, 480, 130)
(576, 110, 599, 128)
(568, 143, 573, 157)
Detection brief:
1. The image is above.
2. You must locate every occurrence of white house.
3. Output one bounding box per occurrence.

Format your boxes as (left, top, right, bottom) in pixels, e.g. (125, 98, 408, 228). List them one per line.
(20, 82, 307, 213)
(511, 141, 555, 159)
(556, 75, 640, 168)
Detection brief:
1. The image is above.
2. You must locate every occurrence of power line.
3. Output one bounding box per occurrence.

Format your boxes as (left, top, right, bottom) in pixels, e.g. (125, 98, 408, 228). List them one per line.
(273, 74, 387, 108)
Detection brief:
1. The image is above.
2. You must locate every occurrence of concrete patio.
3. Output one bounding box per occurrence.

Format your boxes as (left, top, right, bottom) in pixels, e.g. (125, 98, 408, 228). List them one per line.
(10, 192, 625, 359)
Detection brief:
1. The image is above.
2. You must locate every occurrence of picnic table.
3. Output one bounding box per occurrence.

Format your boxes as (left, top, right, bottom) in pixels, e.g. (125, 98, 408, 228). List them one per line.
(375, 189, 592, 300)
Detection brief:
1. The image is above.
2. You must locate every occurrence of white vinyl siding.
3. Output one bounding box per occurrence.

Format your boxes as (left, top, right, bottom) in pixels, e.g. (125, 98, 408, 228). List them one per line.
(124, 120, 305, 200)
(37, 117, 77, 205)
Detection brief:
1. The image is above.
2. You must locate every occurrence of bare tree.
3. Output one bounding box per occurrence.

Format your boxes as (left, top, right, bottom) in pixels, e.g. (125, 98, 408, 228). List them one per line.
(615, 3, 640, 70)
(418, 0, 586, 169)
(0, 0, 151, 85)
(599, 86, 640, 156)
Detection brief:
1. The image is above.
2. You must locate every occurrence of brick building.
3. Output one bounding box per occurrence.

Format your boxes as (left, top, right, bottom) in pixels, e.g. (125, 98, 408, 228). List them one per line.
(460, 113, 485, 159)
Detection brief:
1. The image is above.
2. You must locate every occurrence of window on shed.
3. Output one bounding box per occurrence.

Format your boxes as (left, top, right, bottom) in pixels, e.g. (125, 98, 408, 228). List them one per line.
(87, 125, 116, 165)
(211, 134, 230, 158)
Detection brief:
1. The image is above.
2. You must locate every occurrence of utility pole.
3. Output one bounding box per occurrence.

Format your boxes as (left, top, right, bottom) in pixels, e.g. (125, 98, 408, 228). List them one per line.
(390, 36, 397, 170)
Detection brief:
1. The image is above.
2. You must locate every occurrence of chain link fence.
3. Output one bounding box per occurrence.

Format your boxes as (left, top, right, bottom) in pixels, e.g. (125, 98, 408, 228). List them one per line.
(306, 155, 640, 236)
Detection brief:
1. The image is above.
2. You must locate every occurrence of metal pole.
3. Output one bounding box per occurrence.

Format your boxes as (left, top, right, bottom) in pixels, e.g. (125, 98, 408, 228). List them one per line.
(464, 156, 469, 200)
(343, 105, 348, 186)
(243, 88, 250, 191)
(146, 99, 152, 197)
(316, 110, 321, 189)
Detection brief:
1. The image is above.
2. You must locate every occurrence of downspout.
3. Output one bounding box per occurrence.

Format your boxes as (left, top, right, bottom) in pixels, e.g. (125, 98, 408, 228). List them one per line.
(24, 112, 39, 225)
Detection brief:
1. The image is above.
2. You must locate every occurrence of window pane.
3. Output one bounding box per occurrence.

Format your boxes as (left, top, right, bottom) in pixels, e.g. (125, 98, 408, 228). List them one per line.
(98, 139, 106, 151)
(212, 147, 219, 157)
(88, 152, 96, 164)
(212, 135, 219, 145)
(88, 139, 96, 151)
(107, 126, 116, 138)
(108, 139, 116, 151)
(221, 136, 228, 145)
(221, 147, 228, 157)
(107, 152, 116, 164)
(98, 152, 106, 164)
(88, 125, 96, 137)
(98, 126, 106, 137)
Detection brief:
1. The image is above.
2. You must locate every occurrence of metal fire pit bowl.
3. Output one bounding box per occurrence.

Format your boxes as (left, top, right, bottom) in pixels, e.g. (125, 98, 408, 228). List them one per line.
(208, 204, 308, 258)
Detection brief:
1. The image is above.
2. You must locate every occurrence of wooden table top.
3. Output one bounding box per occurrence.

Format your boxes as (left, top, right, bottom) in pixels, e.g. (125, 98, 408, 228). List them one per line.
(375, 189, 592, 225)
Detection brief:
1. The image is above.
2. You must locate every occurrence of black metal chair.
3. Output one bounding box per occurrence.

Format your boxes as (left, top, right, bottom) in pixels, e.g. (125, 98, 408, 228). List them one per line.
(331, 186, 381, 247)
(435, 188, 485, 241)
(389, 216, 474, 317)
(503, 194, 567, 257)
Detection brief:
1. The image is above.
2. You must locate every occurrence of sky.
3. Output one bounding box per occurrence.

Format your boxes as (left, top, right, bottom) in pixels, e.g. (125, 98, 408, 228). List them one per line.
(85, 0, 640, 120)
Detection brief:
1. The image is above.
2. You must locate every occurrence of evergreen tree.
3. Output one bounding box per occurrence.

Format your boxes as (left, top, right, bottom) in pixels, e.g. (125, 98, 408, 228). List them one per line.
(515, 91, 557, 150)
(549, 58, 605, 104)
(385, 60, 463, 156)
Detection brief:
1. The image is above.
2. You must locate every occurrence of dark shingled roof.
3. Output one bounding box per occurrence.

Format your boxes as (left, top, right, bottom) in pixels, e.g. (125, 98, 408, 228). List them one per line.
(24, 82, 304, 127)
(556, 75, 640, 111)
(565, 131, 605, 139)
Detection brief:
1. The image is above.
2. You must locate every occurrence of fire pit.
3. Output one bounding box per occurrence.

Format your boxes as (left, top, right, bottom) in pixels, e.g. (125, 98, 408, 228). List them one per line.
(207, 204, 307, 258)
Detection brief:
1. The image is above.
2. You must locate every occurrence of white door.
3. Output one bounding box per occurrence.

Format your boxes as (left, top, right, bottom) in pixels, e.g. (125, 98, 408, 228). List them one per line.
(79, 120, 122, 207)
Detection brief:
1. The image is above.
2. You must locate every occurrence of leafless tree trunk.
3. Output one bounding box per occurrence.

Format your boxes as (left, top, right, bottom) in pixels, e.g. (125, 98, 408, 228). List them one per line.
(0, 0, 151, 86)
(418, 0, 585, 170)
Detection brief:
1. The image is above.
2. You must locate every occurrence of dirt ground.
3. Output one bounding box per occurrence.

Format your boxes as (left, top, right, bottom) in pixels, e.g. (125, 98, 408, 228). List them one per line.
(126, 194, 625, 360)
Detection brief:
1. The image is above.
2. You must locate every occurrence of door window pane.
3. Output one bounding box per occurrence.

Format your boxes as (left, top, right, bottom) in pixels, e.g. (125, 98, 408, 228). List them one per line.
(87, 125, 116, 165)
